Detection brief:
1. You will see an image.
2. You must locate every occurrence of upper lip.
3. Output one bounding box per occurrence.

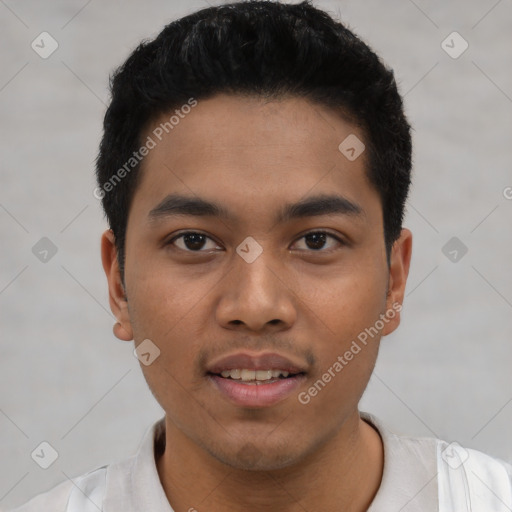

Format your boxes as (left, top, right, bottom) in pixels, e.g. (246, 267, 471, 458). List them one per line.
(206, 351, 307, 375)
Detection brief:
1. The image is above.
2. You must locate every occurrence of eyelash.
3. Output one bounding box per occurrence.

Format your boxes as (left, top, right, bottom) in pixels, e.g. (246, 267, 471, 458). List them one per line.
(166, 230, 345, 253)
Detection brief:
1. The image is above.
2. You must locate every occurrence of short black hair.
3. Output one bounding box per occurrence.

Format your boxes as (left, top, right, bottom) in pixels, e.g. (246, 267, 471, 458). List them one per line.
(96, 0, 412, 282)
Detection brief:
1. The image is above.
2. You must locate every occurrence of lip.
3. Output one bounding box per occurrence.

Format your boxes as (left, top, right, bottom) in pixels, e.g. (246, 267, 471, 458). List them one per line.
(208, 373, 307, 408)
(206, 351, 307, 374)
(206, 351, 308, 408)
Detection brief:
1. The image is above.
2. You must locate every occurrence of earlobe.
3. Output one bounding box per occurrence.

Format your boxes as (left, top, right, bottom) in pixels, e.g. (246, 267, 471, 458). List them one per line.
(113, 321, 133, 342)
(382, 228, 413, 336)
(101, 229, 134, 342)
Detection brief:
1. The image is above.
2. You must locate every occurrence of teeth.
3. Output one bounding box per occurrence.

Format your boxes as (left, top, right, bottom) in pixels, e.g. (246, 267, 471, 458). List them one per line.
(219, 369, 291, 380)
(255, 370, 272, 381)
(241, 369, 255, 381)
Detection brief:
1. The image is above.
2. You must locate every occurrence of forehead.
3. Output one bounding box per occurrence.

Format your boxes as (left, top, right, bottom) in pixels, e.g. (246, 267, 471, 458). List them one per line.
(129, 94, 379, 224)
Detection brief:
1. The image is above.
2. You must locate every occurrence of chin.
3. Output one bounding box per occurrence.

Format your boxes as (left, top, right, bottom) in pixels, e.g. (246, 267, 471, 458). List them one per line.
(205, 437, 306, 472)
(221, 450, 299, 472)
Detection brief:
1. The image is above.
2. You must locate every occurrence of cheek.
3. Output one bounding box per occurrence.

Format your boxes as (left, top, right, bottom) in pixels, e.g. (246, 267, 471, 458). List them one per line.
(298, 262, 388, 337)
(131, 293, 205, 425)
(139, 359, 207, 441)
(126, 270, 206, 385)
(300, 285, 385, 417)
(297, 263, 387, 400)
(300, 351, 378, 429)
(126, 254, 209, 336)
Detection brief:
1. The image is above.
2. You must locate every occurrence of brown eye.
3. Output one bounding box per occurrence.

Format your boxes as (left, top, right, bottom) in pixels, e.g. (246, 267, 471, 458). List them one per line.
(169, 232, 221, 252)
(304, 232, 327, 250)
(292, 231, 343, 251)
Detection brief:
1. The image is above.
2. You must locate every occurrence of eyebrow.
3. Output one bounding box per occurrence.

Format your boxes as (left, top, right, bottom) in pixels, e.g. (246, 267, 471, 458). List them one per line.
(147, 193, 364, 224)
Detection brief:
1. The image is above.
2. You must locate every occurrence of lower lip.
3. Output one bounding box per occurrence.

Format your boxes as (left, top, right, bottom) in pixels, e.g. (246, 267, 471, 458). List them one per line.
(208, 374, 306, 408)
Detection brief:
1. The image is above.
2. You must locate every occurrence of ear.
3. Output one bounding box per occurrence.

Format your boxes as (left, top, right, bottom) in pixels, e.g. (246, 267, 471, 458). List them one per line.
(101, 229, 133, 342)
(382, 228, 412, 336)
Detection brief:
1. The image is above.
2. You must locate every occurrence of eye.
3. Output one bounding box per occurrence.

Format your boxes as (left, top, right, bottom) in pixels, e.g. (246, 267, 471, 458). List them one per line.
(166, 230, 344, 253)
(292, 231, 344, 252)
(167, 231, 222, 252)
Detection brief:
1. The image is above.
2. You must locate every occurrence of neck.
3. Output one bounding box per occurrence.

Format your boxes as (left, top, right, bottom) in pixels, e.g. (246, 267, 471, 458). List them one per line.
(156, 412, 383, 512)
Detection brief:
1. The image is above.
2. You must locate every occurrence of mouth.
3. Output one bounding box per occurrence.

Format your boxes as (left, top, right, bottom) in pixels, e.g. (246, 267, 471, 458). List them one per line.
(209, 368, 305, 384)
(205, 352, 308, 407)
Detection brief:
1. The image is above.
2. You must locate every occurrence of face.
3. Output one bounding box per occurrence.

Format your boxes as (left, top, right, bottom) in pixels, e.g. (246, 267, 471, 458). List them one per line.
(102, 94, 411, 471)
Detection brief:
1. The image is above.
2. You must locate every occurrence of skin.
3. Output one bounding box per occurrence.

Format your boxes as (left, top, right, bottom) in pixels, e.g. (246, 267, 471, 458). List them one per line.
(101, 94, 412, 512)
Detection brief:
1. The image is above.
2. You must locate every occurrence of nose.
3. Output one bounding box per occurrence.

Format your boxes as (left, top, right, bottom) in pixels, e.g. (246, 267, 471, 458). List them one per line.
(215, 247, 297, 332)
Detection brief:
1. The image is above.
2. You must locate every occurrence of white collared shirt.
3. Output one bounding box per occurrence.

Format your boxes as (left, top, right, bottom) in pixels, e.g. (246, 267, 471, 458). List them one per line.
(9, 412, 512, 511)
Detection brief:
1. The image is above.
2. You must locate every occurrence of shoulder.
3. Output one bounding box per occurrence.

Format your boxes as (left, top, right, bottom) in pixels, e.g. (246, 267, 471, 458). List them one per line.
(436, 439, 512, 510)
(6, 418, 164, 512)
(7, 479, 74, 512)
(362, 411, 512, 511)
(7, 466, 108, 512)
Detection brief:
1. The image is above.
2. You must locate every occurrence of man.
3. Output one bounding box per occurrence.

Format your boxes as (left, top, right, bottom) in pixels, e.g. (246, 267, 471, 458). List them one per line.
(11, 1, 512, 511)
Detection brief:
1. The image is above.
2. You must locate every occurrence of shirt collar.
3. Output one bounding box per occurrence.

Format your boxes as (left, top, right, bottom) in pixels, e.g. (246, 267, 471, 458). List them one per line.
(104, 416, 173, 512)
(104, 412, 438, 511)
(362, 411, 439, 511)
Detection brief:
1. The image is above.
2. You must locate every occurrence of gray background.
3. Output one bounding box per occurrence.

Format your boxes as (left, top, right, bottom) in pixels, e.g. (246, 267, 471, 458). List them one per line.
(1, 0, 511, 509)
